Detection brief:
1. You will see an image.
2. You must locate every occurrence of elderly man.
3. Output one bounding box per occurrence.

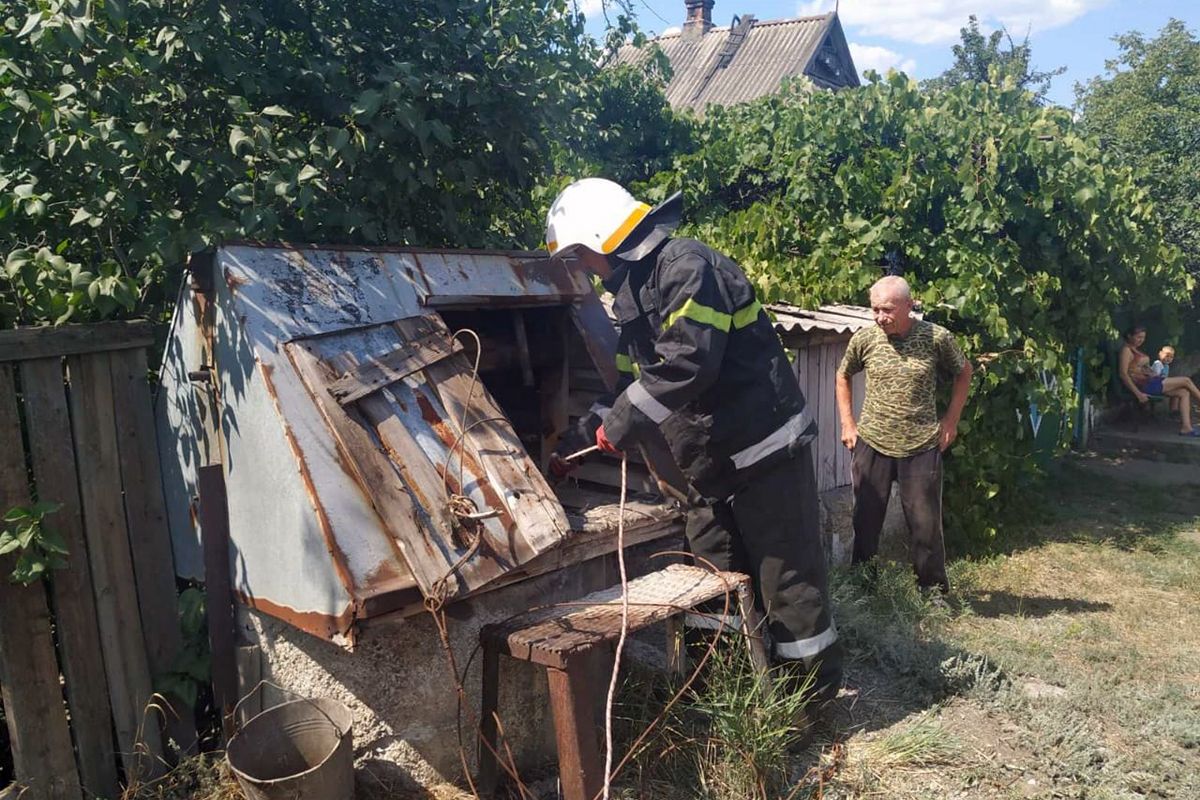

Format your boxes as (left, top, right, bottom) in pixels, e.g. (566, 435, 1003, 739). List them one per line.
(835, 276, 972, 593)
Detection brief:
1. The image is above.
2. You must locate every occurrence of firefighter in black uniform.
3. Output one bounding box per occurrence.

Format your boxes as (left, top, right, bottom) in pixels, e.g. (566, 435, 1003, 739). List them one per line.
(545, 178, 842, 703)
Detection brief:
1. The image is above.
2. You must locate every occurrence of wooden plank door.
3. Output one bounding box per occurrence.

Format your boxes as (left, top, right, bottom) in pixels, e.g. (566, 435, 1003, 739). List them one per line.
(285, 313, 570, 601)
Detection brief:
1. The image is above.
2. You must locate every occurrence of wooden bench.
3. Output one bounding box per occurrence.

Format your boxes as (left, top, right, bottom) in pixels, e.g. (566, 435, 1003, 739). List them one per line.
(1108, 341, 1167, 432)
(477, 563, 768, 800)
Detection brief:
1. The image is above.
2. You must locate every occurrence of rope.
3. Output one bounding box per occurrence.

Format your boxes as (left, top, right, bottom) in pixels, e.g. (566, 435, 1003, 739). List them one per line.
(602, 453, 630, 800)
(424, 327, 534, 799)
(419, 326, 758, 799)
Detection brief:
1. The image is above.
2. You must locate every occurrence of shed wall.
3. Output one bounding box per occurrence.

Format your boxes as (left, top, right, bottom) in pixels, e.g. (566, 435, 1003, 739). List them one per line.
(792, 338, 863, 491)
(156, 288, 209, 582)
(156, 272, 356, 631)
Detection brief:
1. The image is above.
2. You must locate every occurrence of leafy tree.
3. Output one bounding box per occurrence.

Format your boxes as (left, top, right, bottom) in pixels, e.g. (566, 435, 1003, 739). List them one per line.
(923, 15, 1065, 104)
(553, 47, 692, 189)
(645, 73, 1189, 545)
(0, 0, 596, 327)
(525, 18, 694, 242)
(574, 60, 692, 186)
(1076, 20, 1200, 284)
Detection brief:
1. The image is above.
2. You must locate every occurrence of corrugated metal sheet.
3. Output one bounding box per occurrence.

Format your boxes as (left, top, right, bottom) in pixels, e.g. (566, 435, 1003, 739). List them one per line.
(156, 244, 618, 645)
(613, 13, 857, 112)
(768, 303, 875, 335)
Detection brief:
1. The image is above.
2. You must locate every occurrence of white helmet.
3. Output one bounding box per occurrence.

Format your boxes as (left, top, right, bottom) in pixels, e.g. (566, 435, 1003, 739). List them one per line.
(545, 178, 681, 260)
(545, 178, 649, 256)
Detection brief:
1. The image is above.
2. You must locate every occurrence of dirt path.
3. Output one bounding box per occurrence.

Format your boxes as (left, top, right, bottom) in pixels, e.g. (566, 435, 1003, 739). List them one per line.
(803, 459, 1200, 799)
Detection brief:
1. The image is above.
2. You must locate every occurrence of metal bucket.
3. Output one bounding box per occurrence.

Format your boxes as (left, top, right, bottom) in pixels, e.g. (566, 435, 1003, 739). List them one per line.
(226, 687, 355, 800)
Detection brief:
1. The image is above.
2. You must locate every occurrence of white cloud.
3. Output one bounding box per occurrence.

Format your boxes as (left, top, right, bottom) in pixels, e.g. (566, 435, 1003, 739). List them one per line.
(575, 0, 605, 17)
(797, 0, 1108, 45)
(848, 42, 916, 77)
(660, 25, 682, 36)
(797, 1, 833, 18)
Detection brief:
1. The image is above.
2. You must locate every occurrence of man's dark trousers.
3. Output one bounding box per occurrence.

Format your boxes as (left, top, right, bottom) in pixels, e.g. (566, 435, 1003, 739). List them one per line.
(850, 441, 949, 592)
(684, 445, 842, 701)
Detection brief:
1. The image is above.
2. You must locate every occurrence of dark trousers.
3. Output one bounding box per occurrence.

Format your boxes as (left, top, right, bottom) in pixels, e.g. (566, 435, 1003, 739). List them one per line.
(850, 441, 949, 592)
(685, 447, 842, 701)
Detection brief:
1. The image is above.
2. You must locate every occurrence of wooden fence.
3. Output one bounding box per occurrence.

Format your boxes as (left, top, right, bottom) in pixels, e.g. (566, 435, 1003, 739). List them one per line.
(0, 322, 189, 800)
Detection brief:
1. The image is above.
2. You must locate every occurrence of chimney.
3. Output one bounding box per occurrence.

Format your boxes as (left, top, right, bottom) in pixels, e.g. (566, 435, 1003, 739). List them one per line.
(683, 0, 714, 35)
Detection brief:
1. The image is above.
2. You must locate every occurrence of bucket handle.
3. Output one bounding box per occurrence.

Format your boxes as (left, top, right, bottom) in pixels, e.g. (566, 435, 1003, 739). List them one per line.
(232, 680, 347, 738)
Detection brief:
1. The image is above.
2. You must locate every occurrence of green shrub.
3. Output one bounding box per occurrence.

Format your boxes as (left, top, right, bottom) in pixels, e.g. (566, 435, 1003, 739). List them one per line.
(647, 72, 1191, 547)
(1, 0, 596, 326)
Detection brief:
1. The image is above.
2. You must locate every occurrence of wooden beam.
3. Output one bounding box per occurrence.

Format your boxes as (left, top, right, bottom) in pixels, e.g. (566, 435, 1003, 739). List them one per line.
(0, 321, 156, 362)
(0, 363, 84, 800)
(327, 319, 464, 406)
(512, 310, 535, 388)
(539, 312, 570, 467)
(545, 662, 603, 800)
(198, 464, 238, 741)
(476, 647, 501, 794)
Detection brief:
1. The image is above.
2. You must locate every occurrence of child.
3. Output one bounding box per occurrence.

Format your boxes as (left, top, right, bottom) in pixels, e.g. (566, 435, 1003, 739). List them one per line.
(1153, 346, 1178, 412)
(1151, 345, 1174, 378)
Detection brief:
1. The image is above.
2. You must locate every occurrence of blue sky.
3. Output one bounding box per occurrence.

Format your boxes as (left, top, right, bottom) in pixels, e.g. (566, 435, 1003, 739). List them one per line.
(578, 1, 1199, 107)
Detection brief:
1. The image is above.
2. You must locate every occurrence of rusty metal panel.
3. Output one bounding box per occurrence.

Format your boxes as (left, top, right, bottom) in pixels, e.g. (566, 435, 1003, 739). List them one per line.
(212, 272, 364, 638)
(414, 253, 591, 306)
(155, 242, 646, 643)
(285, 312, 570, 600)
(221, 245, 426, 342)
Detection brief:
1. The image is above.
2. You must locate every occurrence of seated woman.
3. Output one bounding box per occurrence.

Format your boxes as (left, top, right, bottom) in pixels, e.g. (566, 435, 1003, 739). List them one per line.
(1120, 325, 1200, 436)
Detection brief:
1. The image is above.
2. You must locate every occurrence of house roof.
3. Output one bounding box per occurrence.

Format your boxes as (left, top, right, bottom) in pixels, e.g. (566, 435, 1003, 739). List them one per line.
(612, 12, 859, 113)
(768, 303, 927, 341)
(768, 303, 875, 336)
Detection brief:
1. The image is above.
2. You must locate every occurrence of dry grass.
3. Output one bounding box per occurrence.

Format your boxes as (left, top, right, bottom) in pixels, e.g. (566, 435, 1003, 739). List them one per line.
(120, 754, 243, 800)
(118, 753, 476, 800)
(608, 641, 816, 800)
(800, 459, 1200, 799)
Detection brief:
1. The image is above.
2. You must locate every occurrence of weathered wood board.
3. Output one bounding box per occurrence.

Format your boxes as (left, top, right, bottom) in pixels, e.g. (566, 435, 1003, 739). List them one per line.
(0, 363, 84, 800)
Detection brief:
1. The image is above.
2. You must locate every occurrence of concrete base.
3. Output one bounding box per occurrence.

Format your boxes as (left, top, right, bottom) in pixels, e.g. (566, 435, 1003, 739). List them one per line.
(1091, 417, 1200, 466)
(237, 538, 679, 797)
(818, 484, 909, 567)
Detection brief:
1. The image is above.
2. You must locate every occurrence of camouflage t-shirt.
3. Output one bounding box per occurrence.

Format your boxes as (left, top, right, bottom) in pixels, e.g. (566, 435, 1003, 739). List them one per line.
(838, 320, 967, 458)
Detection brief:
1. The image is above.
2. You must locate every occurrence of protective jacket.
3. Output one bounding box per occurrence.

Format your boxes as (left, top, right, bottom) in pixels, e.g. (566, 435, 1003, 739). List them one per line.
(579, 237, 816, 499)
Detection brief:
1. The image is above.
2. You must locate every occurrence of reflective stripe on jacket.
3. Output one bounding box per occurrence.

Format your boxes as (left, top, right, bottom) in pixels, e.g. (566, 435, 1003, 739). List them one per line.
(598, 238, 816, 497)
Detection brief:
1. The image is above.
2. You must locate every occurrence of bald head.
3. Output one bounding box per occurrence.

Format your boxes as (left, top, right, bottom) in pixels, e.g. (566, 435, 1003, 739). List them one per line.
(868, 276, 915, 337)
(869, 275, 911, 304)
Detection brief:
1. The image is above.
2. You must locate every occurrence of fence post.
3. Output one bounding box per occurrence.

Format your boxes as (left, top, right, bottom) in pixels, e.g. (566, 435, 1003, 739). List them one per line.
(199, 463, 238, 741)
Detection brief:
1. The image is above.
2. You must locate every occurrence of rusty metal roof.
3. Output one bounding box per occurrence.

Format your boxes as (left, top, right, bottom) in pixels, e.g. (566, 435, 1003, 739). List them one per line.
(156, 243, 685, 645)
(767, 303, 875, 336)
(612, 12, 859, 113)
